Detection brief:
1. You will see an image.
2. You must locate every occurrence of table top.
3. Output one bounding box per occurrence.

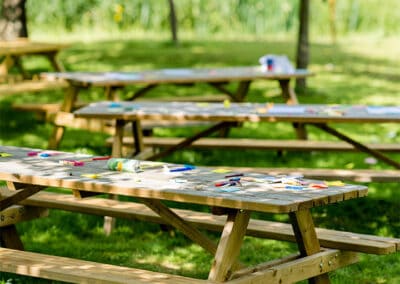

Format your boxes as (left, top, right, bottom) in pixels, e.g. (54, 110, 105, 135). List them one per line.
(41, 66, 312, 86)
(0, 38, 67, 56)
(74, 101, 400, 124)
(0, 146, 367, 214)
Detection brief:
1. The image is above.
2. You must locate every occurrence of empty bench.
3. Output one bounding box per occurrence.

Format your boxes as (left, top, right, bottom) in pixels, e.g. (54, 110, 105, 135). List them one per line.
(0, 79, 68, 97)
(0, 247, 205, 284)
(107, 136, 400, 153)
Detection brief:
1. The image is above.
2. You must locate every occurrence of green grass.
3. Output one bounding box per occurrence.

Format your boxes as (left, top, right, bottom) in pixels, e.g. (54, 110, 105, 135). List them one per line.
(1, 35, 399, 283)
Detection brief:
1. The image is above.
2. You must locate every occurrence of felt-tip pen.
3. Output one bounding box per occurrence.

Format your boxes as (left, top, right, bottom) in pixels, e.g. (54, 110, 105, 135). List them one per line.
(169, 165, 195, 172)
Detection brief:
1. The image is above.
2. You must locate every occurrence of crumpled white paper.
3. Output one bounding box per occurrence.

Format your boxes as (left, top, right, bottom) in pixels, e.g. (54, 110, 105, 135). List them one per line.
(259, 54, 295, 73)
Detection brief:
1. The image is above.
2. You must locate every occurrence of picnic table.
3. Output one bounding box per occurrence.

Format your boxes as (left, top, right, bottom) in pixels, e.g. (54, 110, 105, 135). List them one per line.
(74, 101, 400, 169)
(0, 145, 372, 283)
(0, 38, 68, 98)
(42, 66, 312, 149)
(0, 38, 66, 77)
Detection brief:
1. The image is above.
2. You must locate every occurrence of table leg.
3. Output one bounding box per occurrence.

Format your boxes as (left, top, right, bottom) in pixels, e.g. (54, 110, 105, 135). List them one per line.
(126, 84, 158, 101)
(48, 85, 80, 149)
(312, 123, 400, 169)
(144, 121, 234, 160)
(138, 198, 218, 255)
(289, 209, 330, 284)
(111, 119, 127, 158)
(46, 51, 65, 72)
(279, 79, 308, 140)
(0, 55, 14, 76)
(1, 182, 44, 211)
(0, 181, 23, 250)
(103, 119, 129, 235)
(131, 120, 145, 156)
(12, 56, 30, 79)
(0, 226, 24, 250)
(104, 85, 122, 101)
(208, 209, 251, 282)
(0, 181, 43, 250)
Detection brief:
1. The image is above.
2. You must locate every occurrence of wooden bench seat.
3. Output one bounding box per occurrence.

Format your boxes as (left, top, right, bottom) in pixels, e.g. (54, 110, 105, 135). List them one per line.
(0, 79, 68, 96)
(2, 188, 398, 255)
(0, 247, 204, 284)
(110, 136, 400, 153)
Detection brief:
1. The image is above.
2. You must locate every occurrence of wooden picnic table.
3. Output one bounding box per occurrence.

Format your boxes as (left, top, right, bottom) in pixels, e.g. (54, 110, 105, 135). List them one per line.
(42, 66, 312, 149)
(0, 145, 368, 283)
(0, 38, 66, 78)
(74, 101, 400, 169)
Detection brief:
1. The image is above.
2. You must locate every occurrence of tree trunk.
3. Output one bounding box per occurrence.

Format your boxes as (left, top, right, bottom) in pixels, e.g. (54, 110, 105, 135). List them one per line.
(0, 0, 28, 40)
(167, 0, 178, 45)
(328, 0, 337, 44)
(295, 0, 309, 93)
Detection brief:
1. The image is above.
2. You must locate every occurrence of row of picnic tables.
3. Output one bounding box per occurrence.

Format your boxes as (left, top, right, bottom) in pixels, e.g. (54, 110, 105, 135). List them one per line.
(1, 38, 399, 283)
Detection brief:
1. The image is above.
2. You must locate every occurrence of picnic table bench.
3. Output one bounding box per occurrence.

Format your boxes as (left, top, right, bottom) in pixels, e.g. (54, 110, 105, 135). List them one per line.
(40, 66, 312, 149)
(2, 145, 398, 283)
(0, 38, 66, 77)
(0, 38, 68, 99)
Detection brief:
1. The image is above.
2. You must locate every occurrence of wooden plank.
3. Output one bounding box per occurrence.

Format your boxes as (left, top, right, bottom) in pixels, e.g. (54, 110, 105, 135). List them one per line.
(0, 247, 205, 284)
(289, 209, 330, 283)
(208, 210, 251, 282)
(221, 167, 400, 183)
(0, 146, 369, 214)
(136, 94, 229, 102)
(0, 80, 68, 96)
(0, 40, 67, 56)
(110, 136, 400, 152)
(227, 249, 358, 284)
(0, 184, 44, 211)
(0, 189, 397, 254)
(0, 226, 24, 250)
(0, 205, 48, 227)
(12, 101, 85, 113)
(138, 197, 218, 255)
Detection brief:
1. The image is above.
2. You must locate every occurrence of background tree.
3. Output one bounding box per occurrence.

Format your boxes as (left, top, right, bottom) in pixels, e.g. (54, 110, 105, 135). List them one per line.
(167, 0, 178, 45)
(0, 0, 28, 40)
(295, 0, 309, 93)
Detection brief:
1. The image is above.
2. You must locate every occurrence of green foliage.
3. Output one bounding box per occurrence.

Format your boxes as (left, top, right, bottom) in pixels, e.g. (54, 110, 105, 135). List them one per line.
(21, 0, 400, 38)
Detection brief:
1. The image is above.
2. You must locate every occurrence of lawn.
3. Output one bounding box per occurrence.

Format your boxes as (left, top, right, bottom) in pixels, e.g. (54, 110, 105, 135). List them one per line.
(0, 35, 399, 283)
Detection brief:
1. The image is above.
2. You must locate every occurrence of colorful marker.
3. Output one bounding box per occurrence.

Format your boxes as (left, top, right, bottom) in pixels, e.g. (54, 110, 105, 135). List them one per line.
(169, 165, 195, 172)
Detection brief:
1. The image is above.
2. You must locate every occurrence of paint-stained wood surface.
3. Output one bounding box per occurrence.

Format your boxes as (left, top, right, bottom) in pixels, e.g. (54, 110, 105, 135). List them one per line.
(0, 146, 367, 214)
(75, 101, 400, 124)
(42, 67, 311, 88)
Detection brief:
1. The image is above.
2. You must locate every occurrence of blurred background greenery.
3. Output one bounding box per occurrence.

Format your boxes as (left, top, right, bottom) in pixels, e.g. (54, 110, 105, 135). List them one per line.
(20, 0, 400, 40)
